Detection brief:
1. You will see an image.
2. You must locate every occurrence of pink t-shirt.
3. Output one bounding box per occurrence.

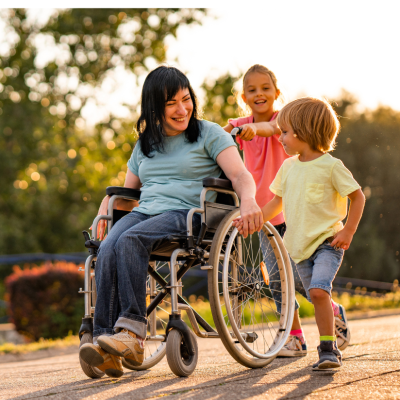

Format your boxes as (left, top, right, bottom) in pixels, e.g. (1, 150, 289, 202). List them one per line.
(229, 113, 289, 226)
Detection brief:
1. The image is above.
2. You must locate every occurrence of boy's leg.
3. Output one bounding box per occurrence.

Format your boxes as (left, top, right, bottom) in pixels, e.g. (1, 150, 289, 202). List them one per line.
(306, 242, 344, 370)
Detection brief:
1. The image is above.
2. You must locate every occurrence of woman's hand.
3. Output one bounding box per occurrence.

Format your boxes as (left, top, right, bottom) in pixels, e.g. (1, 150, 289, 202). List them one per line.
(232, 217, 244, 235)
(92, 195, 110, 240)
(238, 198, 264, 238)
(239, 124, 257, 141)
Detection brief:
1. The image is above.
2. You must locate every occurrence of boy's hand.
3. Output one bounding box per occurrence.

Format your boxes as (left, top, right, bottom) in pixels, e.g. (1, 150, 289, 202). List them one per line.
(330, 228, 353, 250)
(239, 124, 257, 141)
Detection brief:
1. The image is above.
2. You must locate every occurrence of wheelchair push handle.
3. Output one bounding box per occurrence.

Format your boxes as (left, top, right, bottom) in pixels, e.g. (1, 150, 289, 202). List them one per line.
(231, 126, 253, 141)
(231, 126, 243, 137)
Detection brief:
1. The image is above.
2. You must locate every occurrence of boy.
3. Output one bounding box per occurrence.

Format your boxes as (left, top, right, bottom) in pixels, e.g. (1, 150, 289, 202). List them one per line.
(233, 97, 365, 370)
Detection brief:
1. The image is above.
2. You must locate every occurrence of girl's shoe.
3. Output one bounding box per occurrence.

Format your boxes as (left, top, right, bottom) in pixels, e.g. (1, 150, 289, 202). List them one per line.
(278, 335, 307, 357)
(335, 304, 351, 350)
(79, 343, 123, 378)
(312, 341, 342, 371)
(98, 329, 144, 366)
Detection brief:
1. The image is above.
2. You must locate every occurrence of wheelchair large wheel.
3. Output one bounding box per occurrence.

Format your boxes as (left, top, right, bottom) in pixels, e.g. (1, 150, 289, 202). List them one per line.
(122, 261, 169, 371)
(79, 333, 105, 379)
(208, 209, 295, 369)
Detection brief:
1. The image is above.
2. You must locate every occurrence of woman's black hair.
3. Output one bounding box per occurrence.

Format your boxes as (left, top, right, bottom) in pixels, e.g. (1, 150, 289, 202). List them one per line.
(136, 65, 202, 157)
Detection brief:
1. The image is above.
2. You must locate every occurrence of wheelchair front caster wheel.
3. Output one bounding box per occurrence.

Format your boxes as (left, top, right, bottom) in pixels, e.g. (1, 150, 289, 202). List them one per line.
(166, 329, 198, 377)
(79, 333, 105, 379)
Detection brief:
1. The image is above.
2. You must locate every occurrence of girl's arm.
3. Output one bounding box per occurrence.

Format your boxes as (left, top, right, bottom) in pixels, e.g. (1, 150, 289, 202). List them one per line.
(233, 195, 282, 234)
(234, 120, 281, 141)
(331, 188, 365, 250)
(223, 124, 234, 133)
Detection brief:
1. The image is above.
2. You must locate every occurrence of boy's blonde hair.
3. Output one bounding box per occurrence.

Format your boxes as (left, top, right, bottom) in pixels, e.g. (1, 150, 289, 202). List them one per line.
(235, 64, 284, 116)
(277, 97, 340, 152)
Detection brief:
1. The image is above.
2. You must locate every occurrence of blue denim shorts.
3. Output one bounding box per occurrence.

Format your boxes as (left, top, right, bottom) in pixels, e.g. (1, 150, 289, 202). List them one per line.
(295, 240, 344, 302)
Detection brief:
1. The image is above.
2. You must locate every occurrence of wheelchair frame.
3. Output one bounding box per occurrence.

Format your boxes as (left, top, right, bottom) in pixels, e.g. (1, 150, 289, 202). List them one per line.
(79, 178, 295, 378)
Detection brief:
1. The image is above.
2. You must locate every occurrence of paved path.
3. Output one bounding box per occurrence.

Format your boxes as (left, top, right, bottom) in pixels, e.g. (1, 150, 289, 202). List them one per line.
(1, 314, 400, 399)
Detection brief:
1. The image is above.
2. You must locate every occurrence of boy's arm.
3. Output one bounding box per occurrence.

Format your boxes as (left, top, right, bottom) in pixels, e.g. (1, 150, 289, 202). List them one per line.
(331, 189, 365, 250)
(262, 195, 283, 221)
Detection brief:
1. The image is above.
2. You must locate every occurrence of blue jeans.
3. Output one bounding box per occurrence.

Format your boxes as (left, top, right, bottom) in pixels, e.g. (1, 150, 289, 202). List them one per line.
(296, 241, 344, 302)
(93, 209, 201, 339)
(259, 224, 307, 314)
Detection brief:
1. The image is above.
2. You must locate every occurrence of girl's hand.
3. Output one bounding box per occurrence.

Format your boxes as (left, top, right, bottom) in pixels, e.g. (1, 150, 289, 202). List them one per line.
(239, 124, 257, 141)
(330, 228, 353, 250)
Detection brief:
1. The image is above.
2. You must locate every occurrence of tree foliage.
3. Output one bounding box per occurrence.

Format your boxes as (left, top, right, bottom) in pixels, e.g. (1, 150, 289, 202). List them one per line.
(0, 8, 205, 255)
(0, 9, 398, 283)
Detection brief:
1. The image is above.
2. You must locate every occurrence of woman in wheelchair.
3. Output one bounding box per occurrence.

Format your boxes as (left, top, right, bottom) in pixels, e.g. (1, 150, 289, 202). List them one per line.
(79, 65, 264, 378)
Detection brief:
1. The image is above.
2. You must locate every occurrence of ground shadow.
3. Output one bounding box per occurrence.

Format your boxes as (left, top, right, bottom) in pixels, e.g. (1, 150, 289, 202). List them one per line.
(5, 355, 337, 400)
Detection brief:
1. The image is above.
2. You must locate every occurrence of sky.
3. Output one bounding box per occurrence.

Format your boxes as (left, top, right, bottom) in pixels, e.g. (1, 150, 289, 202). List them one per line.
(3, 2, 400, 126)
(164, 2, 400, 112)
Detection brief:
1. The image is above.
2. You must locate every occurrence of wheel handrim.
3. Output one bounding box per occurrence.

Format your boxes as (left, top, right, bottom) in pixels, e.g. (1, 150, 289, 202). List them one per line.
(221, 225, 290, 358)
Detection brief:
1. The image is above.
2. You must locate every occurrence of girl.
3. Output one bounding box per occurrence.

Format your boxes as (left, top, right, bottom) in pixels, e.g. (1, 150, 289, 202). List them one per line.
(224, 65, 350, 356)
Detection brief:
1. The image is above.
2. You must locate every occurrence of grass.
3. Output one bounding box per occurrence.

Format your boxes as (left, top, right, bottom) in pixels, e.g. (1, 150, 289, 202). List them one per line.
(0, 332, 79, 355)
(2, 291, 400, 355)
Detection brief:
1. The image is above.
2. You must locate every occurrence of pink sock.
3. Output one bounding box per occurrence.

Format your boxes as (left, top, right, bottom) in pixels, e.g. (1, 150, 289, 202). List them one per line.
(290, 329, 305, 344)
(331, 300, 340, 317)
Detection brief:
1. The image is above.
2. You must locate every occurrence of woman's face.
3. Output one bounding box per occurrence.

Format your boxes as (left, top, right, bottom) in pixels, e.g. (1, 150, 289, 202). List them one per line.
(163, 88, 193, 136)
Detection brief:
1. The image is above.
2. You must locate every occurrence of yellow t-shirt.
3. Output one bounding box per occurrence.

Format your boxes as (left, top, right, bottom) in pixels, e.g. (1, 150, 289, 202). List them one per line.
(270, 154, 361, 263)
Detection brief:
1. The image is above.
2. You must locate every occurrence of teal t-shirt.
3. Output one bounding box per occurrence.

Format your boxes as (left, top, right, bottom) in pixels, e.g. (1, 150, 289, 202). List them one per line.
(127, 120, 236, 215)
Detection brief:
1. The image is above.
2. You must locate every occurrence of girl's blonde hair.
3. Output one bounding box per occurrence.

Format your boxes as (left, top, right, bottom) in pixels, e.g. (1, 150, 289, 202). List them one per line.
(277, 97, 340, 152)
(234, 64, 285, 116)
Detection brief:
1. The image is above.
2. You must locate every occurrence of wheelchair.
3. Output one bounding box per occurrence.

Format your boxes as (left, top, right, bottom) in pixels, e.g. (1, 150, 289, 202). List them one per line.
(78, 176, 295, 379)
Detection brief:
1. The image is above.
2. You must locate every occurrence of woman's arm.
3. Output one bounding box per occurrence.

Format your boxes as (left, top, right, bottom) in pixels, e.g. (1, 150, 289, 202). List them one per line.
(94, 169, 141, 239)
(233, 195, 282, 234)
(216, 146, 263, 238)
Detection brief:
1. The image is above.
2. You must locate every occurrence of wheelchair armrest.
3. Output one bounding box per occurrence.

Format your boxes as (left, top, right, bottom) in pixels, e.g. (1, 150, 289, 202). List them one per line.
(203, 177, 233, 191)
(106, 186, 141, 200)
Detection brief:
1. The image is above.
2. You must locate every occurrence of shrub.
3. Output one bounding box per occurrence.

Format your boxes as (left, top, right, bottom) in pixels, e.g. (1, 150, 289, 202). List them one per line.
(5, 261, 84, 341)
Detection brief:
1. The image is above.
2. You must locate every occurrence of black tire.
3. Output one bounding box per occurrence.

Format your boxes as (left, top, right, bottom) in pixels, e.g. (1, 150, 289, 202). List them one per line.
(166, 330, 198, 377)
(208, 209, 295, 369)
(79, 333, 105, 379)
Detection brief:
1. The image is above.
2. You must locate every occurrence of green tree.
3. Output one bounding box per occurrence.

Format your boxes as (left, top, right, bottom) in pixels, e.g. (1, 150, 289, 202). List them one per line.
(333, 94, 400, 281)
(0, 8, 205, 255)
(201, 73, 240, 127)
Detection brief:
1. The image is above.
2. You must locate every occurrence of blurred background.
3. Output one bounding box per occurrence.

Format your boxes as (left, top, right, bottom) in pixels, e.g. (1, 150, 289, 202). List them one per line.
(0, 6, 399, 342)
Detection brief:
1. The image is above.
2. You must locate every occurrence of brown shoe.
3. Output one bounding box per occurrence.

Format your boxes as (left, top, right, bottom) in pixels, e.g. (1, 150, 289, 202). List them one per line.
(98, 329, 145, 366)
(79, 343, 123, 378)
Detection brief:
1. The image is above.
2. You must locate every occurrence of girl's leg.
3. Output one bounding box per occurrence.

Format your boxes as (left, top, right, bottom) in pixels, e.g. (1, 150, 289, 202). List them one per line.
(259, 228, 300, 315)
